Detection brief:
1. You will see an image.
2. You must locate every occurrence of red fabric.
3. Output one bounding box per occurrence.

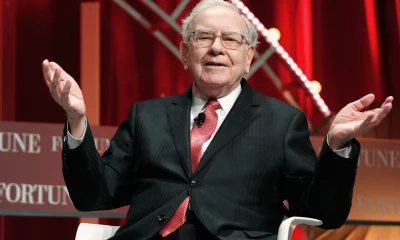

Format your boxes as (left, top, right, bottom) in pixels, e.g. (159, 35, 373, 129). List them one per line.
(190, 100, 220, 171)
(160, 100, 220, 236)
(159, 197, 190, 237)
(1, 0, 400, 239)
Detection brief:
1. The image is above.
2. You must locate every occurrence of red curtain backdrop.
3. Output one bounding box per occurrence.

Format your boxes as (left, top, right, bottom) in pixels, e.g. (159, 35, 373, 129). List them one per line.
(1, 0, 399, 239)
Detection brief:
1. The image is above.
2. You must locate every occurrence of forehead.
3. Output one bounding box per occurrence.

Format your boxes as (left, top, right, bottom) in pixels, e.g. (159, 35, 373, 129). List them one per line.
(192, 5, 247, 34)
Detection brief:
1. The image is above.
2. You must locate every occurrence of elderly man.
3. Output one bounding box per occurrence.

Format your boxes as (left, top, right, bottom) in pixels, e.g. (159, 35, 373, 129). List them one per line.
(42, 0, 393, 239)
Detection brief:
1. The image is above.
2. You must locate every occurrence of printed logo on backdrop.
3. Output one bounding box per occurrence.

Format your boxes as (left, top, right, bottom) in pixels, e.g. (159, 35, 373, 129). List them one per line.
(0, 132, 41, 154)
(0, 182, 69, 205)
(0, 121, 127, 217)
(0, 131, 110, 155)
(0, 130, 110, 207)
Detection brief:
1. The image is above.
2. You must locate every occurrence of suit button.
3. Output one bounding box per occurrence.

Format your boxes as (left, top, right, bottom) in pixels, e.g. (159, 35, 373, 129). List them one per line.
(157, 213, 165, 221)
(190, 180, 197, 187)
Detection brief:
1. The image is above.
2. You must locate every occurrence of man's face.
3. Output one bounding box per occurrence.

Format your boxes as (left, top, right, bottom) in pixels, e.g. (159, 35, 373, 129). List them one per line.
(180, 5, 255, 98)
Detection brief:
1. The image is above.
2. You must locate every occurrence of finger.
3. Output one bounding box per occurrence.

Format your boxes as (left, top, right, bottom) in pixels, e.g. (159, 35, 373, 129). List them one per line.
(42, 59, 49, 79)
(49, 61, 62, 80)
(370, 102, 393, 126)
(60, 79, 72, 107)
(381, 96, 394, 108)
(45, 61, 62, 89)
(351, 94, 375, 111)
(52, 67, 62, 94)
(379, 102, 393, 116)
(359, 113, 375, 132)
(49, 61, 62, 70)
(42, 59, 53, 87)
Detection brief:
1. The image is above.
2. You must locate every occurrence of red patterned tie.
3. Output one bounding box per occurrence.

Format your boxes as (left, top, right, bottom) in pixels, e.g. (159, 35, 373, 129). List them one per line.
(159, 99, 220, 237)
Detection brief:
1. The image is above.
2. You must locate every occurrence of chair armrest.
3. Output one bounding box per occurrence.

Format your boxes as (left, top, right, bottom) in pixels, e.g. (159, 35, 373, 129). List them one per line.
(75, 223, 121, 240)
(277, 217, 322, 240)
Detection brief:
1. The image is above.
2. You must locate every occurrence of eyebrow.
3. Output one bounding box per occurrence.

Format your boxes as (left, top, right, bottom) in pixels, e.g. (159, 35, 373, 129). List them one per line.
(221, 31, 242, 35)
(195, 29, 244, 35)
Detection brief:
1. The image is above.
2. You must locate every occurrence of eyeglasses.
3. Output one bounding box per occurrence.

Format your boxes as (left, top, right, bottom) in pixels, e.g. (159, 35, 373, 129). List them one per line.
(189, 30, 247, 49)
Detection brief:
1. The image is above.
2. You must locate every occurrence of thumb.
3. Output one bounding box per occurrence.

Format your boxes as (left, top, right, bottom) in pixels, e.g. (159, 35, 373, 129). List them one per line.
(351, 94, 375, 111)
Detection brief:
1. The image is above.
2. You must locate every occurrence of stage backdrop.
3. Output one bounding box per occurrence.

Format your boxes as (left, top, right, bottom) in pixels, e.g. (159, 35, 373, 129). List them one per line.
(1, 0, 399, 239)
(0, 120, 399, 224)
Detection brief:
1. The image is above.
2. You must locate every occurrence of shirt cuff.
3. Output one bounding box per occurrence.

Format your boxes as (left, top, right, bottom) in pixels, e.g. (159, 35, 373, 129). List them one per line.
(66, 117, 87, 149)
(326, 133, 352, 158)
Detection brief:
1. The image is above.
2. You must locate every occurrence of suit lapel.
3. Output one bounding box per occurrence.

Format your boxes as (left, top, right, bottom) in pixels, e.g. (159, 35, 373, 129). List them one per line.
(193, 80, 260, 176)
(166, 87, 193, 178)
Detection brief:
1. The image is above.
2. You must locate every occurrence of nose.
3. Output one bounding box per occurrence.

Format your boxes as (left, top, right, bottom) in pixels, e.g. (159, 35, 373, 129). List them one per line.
(209, 36, 224, 55)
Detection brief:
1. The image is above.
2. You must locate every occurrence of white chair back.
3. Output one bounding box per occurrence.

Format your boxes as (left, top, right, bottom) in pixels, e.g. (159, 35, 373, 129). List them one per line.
(75, 222, 120, 240)
(75, 217, 322, 240)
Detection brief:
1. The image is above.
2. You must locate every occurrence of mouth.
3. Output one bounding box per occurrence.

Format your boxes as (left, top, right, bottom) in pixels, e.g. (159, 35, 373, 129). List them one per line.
(204, 62, 228, 67)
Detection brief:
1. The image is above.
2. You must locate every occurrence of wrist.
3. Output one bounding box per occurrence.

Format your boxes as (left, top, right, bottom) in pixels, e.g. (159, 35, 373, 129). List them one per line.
(67, 115, 86, 138)
(328, 133, 349, 150)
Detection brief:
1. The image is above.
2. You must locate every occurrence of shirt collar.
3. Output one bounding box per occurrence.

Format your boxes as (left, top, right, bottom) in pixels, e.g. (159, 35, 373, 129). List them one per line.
(191, 83, 242, 114)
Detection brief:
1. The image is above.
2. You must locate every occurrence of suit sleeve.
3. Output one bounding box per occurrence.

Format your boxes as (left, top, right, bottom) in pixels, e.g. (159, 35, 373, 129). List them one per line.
(61, 105, 137, 211)
(281, 110, 360, 229)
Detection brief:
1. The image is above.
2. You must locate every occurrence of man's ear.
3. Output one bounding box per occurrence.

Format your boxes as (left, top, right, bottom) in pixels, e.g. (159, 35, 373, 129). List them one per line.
(180, 41, 189, 69)
(245, 45, 255, 74)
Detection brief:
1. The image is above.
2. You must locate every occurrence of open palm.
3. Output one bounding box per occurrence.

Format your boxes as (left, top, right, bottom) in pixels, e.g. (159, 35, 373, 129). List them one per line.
(328, 94, 393, 149)
(42, 59, 86, 120)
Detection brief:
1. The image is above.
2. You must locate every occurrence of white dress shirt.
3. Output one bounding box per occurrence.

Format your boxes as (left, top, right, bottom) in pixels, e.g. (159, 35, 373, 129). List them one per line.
(190, 83, 241, 157)
(67, 84, 351, 158)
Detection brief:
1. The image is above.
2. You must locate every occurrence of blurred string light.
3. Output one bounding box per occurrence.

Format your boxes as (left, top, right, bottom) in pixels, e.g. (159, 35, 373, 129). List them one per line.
(229, 0, 331, 117)
(268, 28, 281, 41)
(310, 80, 322, 94)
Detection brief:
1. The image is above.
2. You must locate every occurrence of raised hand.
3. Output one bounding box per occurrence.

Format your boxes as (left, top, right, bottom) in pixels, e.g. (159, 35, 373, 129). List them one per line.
(42, 59, 86, 137)
(328, 94, 394, 150)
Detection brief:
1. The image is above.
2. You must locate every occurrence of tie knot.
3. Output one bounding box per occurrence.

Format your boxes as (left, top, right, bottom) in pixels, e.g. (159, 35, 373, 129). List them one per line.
(207, 99, 220, 110)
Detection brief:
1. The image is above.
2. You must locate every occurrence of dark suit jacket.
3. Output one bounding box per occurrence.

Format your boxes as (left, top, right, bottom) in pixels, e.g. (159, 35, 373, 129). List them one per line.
(62, 80, 360, 240)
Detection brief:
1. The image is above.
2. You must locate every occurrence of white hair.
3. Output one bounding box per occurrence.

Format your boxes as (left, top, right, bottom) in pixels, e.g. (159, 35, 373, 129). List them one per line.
(181, 0, 259, 47)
